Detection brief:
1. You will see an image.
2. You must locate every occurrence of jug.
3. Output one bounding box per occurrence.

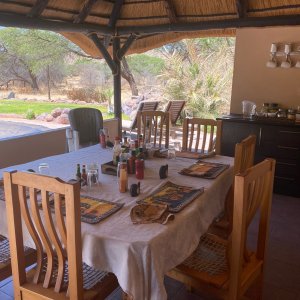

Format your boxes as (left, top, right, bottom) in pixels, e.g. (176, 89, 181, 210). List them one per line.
(242, 100, 256, 118)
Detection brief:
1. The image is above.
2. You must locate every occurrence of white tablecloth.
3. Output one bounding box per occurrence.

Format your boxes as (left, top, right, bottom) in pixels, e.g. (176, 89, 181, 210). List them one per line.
(0, 145, 234, 300)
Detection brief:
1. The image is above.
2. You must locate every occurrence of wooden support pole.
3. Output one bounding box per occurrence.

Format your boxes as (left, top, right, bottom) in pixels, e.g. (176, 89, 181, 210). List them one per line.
(117, 34, 137, 60)
(113, 37, 122, 135)
(103, 0, 124, 48)
(89, 33, 118, 74)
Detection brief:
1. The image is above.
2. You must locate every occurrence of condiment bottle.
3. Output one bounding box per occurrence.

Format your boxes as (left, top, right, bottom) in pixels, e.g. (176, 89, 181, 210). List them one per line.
(138, 134, 144, 148)
(118, 161, 128, 193)
(81, 164, 87, 185)
(127, 150, 136, 174)
(135, 159, 144, 180)
(76, 163, 81, 182)
(99, 130, 106, 148)
(113, 137, 122, 166)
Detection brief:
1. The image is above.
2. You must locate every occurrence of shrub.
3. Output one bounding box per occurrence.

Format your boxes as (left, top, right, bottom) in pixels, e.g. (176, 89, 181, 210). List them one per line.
(26, 109, 36, 119)
(66, 87, 113, 103)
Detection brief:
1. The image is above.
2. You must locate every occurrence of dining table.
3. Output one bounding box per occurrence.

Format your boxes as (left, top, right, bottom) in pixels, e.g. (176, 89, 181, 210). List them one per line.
(0, 145, 234, 300)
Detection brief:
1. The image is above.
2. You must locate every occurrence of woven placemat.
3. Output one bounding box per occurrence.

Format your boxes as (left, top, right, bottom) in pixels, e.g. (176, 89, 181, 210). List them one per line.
(138, 181, 204, 213)
(179, 161, 229, 179)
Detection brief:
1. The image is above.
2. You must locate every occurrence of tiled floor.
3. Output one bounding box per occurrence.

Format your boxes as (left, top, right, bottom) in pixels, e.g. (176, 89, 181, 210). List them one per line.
(1, 194, 300, 299)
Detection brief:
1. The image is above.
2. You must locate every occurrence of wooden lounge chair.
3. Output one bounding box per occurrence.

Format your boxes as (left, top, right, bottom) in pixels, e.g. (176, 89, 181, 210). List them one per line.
(130, 100, 160, 131)
(167, 158, 275, 300)
(164, 100, 186, 126)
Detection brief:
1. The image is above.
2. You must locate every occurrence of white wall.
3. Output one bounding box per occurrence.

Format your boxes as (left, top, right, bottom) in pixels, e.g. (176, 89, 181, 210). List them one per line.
(231, 26, 300, 114)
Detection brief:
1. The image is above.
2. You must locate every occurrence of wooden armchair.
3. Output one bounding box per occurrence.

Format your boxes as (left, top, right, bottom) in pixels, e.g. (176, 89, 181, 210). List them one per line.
(3, 171, 118, 300)
(167, 158, 275, 300)
(208, 135, 257, 238)
(182, 118, 222, 155)
(137, 111, 170, 148)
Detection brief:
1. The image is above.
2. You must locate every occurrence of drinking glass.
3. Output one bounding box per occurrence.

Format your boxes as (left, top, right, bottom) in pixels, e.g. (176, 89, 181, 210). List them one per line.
(38, 163, 50, 175)
(87, 169, 99, 188)
(167, 146, 176, 160)
(174, 142, 182, 152)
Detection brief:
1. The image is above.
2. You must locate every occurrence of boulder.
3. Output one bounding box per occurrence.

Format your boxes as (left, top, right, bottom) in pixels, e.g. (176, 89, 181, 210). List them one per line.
(51, 108, 62, 118)
(35, 113, 47, 121)
(55, 113, 69, 124)
(45, 114, 54, 122)
(62, 108, 71, 114)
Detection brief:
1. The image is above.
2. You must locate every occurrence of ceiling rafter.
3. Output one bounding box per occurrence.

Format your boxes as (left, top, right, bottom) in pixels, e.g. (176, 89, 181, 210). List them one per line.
(74, 0, 99, 24)
(27, 0, 49, 18)
(164, 0, 177, 23)
(236, 0, 248, 18)
(103, 0, 124, 48)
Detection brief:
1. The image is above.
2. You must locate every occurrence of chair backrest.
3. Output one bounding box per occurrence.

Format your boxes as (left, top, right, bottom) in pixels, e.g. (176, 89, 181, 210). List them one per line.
(182, 118, 222, 154)
(229, 158, 275, 299)
(130, 100, 160, 130)
(234, 134, 257, 175)
(4, 171, 83, 299)
(164, 100, 186, 126)
(137, 111, 170, 148)
(68, 108, 103, 146)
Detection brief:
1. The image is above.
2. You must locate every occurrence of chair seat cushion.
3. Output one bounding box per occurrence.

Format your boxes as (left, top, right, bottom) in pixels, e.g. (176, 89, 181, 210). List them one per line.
(176, 233, 229, 288)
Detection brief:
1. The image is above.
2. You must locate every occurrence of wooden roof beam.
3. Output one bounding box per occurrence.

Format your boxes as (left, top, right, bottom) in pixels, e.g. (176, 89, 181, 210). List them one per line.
(236, 0, 248, 18)
(74, 0, 98, 24)
(117, 14, 300, 35)
(117, 34, 137, 60)
(164, 0, 177, 23)
(89, 33, 118, 74)
(28, 0, 49, 18)
(0, 12, 112, 34)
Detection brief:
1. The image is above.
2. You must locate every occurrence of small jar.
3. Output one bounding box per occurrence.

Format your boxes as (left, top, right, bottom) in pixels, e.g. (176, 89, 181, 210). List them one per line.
(276, 109, 287, 118)
(287, 109, 296, 120)
(135, 159, 144, 180)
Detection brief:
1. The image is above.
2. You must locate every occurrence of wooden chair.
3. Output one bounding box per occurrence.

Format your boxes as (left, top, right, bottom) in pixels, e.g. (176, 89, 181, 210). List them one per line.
(164, 100, 186, 126)
(208, 135, 257, 239)
(3, 171, 118, 300)
(0, 234, 36, 282)
(137, 111, 170, 148)
(167, 158, 276, 300)
(182, 118, 222, 155)
(129, 100, 160, 131)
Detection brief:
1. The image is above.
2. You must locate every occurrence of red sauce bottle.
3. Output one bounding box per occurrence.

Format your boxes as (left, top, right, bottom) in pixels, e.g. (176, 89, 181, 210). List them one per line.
(135, 159, 144, 180)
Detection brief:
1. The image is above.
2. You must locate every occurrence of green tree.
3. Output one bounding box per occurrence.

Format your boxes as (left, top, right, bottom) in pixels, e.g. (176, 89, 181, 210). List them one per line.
(0, 28, 84, 92)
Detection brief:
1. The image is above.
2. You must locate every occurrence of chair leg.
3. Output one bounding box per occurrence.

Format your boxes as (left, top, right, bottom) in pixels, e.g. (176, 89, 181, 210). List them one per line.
(245, 274, 263, 300)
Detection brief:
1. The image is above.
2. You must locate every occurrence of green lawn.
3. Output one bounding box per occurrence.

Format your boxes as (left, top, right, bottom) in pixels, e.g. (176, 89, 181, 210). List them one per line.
(0, 99, 130, 120)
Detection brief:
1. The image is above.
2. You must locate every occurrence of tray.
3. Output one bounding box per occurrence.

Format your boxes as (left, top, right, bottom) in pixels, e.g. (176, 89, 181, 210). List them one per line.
(101, 161, 118, 176)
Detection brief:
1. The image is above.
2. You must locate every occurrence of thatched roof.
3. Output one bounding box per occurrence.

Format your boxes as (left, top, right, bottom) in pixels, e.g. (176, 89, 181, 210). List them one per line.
(1, 0, 300, 58)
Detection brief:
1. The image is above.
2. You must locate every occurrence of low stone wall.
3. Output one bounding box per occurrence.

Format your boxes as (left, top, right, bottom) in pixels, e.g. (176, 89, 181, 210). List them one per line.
(0, 128, 67, 169)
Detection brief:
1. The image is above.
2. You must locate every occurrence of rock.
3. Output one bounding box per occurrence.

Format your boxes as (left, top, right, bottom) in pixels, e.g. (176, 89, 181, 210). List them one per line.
(45, 114, 54, 122)
(55, 113, 69, 124)
(51, 108, 62, 118)
(36, 113, 47, 121)
(77, 100, 87, 105)
(6, 91, 15, 99)
(62, 108, 71, 114)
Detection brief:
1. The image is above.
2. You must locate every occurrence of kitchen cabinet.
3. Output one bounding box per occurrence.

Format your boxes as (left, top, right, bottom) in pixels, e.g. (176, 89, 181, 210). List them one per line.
(219, 115, 300, 197)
